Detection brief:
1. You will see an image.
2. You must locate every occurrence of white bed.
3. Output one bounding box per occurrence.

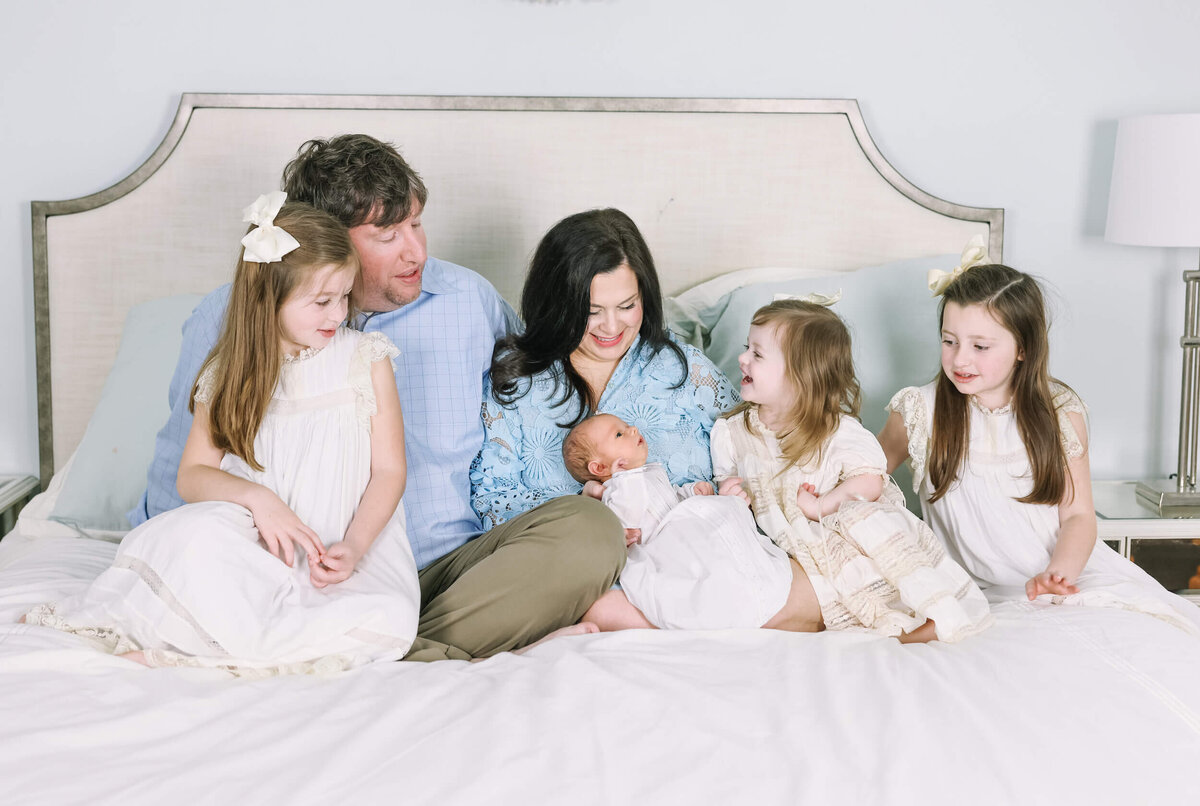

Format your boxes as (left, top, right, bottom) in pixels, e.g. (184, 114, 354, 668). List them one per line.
(4, 95, 1198, 804)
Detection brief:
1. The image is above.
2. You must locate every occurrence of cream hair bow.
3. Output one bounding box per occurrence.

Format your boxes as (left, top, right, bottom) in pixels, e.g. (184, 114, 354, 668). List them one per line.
(926, 234, 990, 296)
(241, 191, 300, 264)
(773, 289, 842, 306)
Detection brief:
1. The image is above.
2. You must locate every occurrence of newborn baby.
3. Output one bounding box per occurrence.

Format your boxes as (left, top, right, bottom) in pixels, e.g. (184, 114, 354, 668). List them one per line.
(563, 414, 793, 630)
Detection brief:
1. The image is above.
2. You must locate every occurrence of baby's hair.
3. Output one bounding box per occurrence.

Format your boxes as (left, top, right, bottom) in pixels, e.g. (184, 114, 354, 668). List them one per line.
(190, 203, 359, 471)
(563, 418, 601, 482)
(930, 263, 1073, 505)
(725, 300, 861, 471)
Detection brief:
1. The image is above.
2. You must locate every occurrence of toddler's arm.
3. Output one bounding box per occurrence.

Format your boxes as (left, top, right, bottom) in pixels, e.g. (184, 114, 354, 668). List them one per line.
(177, 402, 324, 568)
(311, 358, 406, 588)
(795, 474, 884, 521)
(1027, 411, 1094, 600)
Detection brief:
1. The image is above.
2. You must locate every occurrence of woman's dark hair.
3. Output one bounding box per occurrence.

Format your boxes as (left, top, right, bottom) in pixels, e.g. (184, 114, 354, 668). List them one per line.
(490, 208, 686, 426)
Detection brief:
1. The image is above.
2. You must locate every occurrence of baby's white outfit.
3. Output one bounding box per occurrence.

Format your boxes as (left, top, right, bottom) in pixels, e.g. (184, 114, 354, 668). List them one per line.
(607, 463, 793, 630)
(28, 328, 421, 674)
(889, 382, 1200, 635)
(712, 410, 993, 642)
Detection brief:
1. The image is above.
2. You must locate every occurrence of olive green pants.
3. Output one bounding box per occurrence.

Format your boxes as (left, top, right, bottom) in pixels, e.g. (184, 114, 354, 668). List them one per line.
(403, 496, 624, 662)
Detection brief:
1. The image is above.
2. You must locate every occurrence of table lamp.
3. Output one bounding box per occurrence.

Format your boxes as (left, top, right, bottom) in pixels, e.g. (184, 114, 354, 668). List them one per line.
(1105, 113, 1200, 508)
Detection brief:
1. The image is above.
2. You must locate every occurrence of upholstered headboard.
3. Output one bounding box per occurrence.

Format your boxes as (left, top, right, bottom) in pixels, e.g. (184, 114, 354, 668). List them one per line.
(32, 95, 1002, 484)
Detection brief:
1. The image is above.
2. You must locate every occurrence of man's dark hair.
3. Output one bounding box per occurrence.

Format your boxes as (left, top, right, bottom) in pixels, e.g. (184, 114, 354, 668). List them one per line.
(281, 134, 428, 228)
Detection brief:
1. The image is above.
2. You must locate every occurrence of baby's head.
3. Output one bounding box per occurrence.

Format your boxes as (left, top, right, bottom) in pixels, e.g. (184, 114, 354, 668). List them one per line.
(563, 413, 649, 483)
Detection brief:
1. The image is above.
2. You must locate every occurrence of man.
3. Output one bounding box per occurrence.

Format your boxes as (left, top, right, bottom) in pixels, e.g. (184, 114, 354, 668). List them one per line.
(130, 134, 624, 660)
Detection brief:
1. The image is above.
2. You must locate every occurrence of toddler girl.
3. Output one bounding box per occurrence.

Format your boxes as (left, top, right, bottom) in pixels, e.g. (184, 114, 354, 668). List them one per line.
(713, 299, 993, 643)
(26, 193, 421, 673)
(564, 413, 795, 630)
(879, 259, 1200, 634)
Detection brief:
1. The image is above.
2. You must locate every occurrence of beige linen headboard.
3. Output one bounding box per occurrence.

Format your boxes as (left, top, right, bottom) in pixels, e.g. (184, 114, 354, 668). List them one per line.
(32, 95, 1003, 484)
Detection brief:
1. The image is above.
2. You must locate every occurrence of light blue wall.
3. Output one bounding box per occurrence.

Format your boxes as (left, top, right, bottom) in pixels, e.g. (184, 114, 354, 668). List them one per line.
(3, 0, 1198, 480)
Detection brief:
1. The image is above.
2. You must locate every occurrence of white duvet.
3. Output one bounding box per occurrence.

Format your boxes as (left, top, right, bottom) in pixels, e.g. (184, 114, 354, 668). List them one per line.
(2, 530, 1199, 805)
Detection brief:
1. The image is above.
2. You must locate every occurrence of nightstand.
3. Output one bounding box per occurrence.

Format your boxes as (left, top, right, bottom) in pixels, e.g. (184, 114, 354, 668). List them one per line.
(0, 475, 39, 538)
(1094, 480, 1200, 598)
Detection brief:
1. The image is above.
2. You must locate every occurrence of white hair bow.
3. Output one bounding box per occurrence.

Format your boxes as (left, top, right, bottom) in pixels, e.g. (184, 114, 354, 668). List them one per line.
(927, 234, 990, 296)
(773, 289, 842, 307)
(240, 191, 300, 264)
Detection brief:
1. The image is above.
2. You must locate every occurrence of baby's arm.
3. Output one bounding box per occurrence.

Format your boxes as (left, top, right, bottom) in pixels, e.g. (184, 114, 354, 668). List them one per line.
(1027, 411, 1094, 599)
(177, 402, 324, 567)
(795, 474, 884, 521)
(678, 481, 714, 498)
(601, 486, 648, 547)
(311, 358, 406, 588)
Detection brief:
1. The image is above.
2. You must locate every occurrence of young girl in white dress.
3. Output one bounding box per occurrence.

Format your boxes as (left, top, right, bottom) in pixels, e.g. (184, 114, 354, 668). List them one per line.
(878, 259, 1200, 635)
(25, 193, 421, 673)
(713, 299, 993, 643)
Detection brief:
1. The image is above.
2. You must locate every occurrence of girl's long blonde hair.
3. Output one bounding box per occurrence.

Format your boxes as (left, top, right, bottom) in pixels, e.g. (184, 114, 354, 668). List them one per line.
(929, 263, 1070, 505)
(725, 300, 862, 470)
(189, 203, 358, 471)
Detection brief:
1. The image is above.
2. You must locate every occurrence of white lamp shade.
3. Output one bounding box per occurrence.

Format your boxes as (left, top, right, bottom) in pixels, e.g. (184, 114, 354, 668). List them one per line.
(1106, 113, 1200, 247)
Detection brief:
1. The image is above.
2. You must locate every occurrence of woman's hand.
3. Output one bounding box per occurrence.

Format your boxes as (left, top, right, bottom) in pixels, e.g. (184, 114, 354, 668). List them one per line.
(796, 482, 821, 521)
(248, 491, 324, 567)
(718, 477, 751, 505)
(309, 540, 364, 588)
(1025, 570, 1079, 600)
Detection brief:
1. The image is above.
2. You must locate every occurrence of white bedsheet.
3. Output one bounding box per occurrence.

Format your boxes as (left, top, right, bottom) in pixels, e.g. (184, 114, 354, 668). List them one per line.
(1, 531, 1198, 805)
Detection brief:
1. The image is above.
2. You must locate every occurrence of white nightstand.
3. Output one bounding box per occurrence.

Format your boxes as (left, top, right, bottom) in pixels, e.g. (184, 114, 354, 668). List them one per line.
(1094, 480, 1200, 599)
(0, 475, 40, 538)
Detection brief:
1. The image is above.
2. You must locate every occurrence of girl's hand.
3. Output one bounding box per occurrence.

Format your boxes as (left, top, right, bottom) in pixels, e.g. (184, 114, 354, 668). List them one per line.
(796, 483, 821, 521)
(582, 480, 605, 500)
(248, 492, 324, 567)
(693, 481, 714, 496)
(309, 540, 364, 588)
(718, 477, 751, 505)
(1025, 571, 1079, 600)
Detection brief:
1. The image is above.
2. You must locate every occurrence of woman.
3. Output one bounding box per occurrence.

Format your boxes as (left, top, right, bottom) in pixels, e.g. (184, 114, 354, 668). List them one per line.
(469, 209, 738, 624)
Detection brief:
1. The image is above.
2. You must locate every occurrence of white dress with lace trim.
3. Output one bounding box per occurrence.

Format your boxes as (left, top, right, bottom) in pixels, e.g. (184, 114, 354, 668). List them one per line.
(26, 327, 420, 673)
(887, 381, 1200, 635)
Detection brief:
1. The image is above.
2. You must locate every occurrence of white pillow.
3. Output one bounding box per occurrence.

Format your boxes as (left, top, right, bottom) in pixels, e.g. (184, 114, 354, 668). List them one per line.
(47, 295, 203, 533)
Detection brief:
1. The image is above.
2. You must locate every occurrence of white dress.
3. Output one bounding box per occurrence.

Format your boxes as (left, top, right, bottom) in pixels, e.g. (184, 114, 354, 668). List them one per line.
(889, 381, 1200, 636)
(712, 411, 993, 642)
(28, 328, 421, 673)
(608, 463, 793, 630)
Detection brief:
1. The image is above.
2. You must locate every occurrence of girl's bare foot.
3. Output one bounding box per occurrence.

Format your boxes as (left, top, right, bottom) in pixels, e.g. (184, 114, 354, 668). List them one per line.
(897, 619, 938, 644)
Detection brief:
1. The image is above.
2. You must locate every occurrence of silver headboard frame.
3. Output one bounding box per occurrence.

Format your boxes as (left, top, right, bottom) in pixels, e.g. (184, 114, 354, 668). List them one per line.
(31, 94, 1003, 486)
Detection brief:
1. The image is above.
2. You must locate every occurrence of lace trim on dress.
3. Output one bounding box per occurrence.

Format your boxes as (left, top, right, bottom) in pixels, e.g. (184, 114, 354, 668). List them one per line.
(1051, 383, 1088, 460)
(24, 603, 141, 655)
(969, 396, 1012, 417)
(886, 387, 930, 493)
(349, 332, 401, 430)
(194, 362, 219, 405)
(283, 344, 324, 364)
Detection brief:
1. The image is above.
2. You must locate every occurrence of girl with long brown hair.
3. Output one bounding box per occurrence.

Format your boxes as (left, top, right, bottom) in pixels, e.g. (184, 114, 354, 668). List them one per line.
(26, 194, 422, 671)
(879, 255, 1200, 634)
(715, 299, 992, 643)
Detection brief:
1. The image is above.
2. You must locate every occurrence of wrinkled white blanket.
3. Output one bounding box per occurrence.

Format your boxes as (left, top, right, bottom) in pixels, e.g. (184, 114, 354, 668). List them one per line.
(2, 533, 1199, 805)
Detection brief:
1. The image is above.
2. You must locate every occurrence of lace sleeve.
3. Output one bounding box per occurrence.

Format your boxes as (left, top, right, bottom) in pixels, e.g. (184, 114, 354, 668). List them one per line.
(886, 386, 930, 493)
(469, 393, 552, 530)
(1052, 383, 1089, 460)
(350, 332, 401, 430)
(192, 362, 219, 405)
(684, 345, 741, 414)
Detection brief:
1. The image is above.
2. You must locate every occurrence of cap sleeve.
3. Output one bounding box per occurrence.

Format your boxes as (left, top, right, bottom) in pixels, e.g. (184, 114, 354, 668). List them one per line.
(193, 362, 218, 405)
(829, 417, 886, 482)
(1051, 383, 1088, 460)
(886, 385, 931, 493)
(350, 331, 401, 430)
